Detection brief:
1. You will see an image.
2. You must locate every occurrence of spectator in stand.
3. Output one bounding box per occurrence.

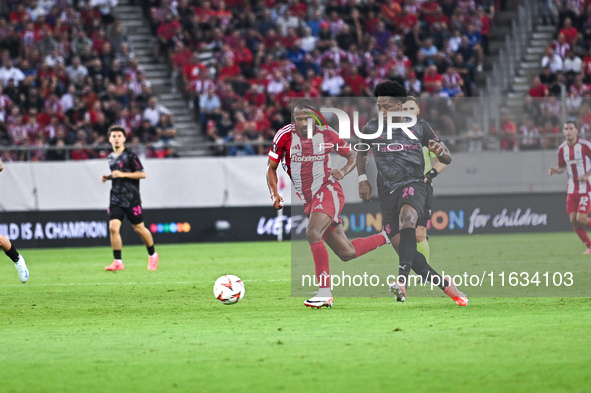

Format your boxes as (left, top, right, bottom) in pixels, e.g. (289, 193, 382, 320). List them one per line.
(539, 66, 558, 95)
(539, 0, 557, 25)
(423, 65, 443, 93)
(155, 112, 177, 149)
(0, 59, 25, 87)
(559, 17, 578, 45)
(552, 33, 571, 59)
(199, 87, 221, 131)
(518, 116, 541, 150)
(496, 111, 518, 151)
(420, 38, 439, 64)
(321, 67, 345, 96)
(143, 97, 171, 127)
(67, 56, 88, 82)
(564, 50, 583, 85)
(529, 77, 550, 98)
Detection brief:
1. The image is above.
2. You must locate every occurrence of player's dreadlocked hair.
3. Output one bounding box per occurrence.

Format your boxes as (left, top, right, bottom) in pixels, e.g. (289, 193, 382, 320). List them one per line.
(108, 125, 127, 138)
(293, 98, 318, 112)
(374, 80, 407, 99)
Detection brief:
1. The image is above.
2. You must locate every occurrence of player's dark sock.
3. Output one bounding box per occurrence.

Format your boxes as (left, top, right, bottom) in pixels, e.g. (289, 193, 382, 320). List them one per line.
(113, 250, 122, 260)
(573, 227, 591, 248)
(351, 233, 386, 258)
(4, 246, 20, 263)
(398, 228, 416, 284)
(147, 245, 155, 256)
(412, 251, 446, 290)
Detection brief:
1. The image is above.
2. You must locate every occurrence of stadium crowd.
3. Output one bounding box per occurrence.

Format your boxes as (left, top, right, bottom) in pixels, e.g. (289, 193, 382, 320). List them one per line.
(0, 0, 502, 160)
(520, 0, 591, 151)
(0, 0, 179, 161)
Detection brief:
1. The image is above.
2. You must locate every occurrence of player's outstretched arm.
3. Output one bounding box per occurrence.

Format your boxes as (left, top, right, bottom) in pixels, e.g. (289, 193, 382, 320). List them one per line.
(111, 170, 146, 179)
(428, 140, 452, 164)
(549, 166, 566, 175)
(356, 150, 372, 201)
(0, 159, 3, 172)
(266, 158, 284, 210)
(331, 151, 357, 180)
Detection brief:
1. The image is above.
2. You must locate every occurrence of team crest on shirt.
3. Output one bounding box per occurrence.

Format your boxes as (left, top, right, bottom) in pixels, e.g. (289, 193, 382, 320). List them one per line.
(271, 143, 278, 153)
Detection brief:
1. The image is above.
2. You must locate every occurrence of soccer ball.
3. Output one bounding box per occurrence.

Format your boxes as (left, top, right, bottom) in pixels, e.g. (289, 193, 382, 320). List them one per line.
(213, 275, 245, 305)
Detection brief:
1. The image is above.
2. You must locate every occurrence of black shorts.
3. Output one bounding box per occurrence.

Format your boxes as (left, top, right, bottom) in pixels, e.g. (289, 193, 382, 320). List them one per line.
(417, 180, 434, 227)
(380, 181, 426, 237)
(109, 204, 144, 225)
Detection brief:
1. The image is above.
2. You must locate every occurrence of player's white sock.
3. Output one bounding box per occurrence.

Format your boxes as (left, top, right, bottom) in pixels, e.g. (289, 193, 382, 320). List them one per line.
(317, 287, 332, 297)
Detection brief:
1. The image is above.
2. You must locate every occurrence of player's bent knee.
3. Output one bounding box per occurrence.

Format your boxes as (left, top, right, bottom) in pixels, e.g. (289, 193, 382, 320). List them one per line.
(306, 228, 324, 244)
(0, 235, 10, 250)
(336, 250, 356, 262)
(132, 224, 146, 233)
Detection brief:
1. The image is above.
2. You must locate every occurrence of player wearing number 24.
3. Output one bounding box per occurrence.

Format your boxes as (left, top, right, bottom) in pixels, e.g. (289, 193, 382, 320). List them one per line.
(101, 125, 159, 271)
(549, 121, 591, 254)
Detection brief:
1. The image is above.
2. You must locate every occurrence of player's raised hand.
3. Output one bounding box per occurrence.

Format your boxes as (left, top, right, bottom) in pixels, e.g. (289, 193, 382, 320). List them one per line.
(331, 168, 345, 180)
(271, 194, 284, 210)
(549, 167, 556, 175)
(359, 180, 372, 201)
(428, 139, 444, 155)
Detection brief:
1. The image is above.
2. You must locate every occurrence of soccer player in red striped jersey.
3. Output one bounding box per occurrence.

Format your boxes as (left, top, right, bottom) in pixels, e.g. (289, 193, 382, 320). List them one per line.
(266, 99, 388, 308)
(549, 121, 591, 254)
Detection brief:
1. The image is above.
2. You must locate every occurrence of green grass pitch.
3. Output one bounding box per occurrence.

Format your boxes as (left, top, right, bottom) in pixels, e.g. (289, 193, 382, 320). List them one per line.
(0, 232, 589, 393)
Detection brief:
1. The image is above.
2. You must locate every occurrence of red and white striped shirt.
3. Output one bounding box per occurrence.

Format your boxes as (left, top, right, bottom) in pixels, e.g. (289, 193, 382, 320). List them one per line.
(558, 138, 591, 194)
(268, 124, 350, 204)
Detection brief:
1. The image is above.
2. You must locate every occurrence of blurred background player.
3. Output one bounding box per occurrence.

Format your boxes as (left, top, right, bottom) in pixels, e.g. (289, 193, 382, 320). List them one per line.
(402, 96, 447, 263)
(357, 81, 467, 306)
(266, 99, 388, 309)
(101, 125, 159, 271)
(549, 121, 591, 254)
(0, 159, 29, 283)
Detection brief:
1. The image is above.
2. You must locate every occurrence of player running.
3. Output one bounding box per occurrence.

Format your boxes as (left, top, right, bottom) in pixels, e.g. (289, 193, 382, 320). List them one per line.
(402, 96, 447, 263)
(101, 125, 159, 271)
(266, 99, 388, 309)
(549, 121, 591, 254)
(0, 159, 29, 283)
(357, 81, 468, 306)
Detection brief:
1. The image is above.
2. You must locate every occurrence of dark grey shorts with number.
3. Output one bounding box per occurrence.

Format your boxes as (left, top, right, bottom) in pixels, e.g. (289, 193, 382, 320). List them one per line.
(109, 204, 144, 225)
(380, 181, 427, 237)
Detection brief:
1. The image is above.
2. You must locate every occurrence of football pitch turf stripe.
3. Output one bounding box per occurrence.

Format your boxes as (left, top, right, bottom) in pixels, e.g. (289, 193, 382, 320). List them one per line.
(0, 278, 291, 288)
(0, 235, 589, 393)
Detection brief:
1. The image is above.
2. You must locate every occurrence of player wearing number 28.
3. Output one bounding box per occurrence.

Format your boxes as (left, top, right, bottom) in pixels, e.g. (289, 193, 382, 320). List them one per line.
(549, 121, 591, 254)
(101, 125, 159, 271)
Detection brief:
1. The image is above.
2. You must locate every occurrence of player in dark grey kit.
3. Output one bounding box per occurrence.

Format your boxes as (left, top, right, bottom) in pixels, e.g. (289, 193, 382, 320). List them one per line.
(357, 81, 467, 306)
(101, 125, 159, 271)
(0, 159, 29, 283)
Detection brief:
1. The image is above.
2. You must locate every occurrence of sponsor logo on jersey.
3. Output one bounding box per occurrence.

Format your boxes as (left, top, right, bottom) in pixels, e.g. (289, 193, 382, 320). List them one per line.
(291, 154, 326, 162)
